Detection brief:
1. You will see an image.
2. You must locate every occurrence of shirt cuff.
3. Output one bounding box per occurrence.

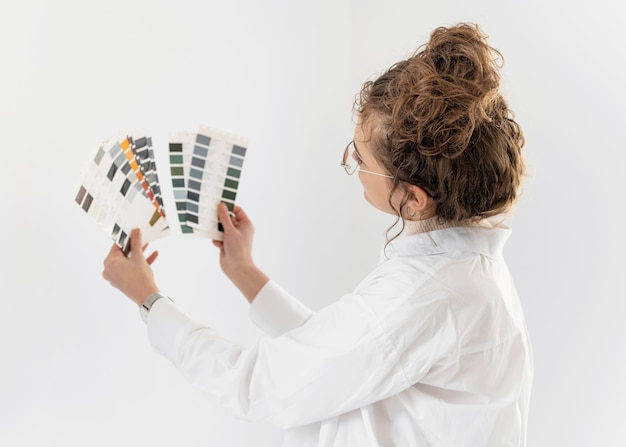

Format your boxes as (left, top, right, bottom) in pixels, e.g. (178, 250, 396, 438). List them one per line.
(248, 280, 313, 337)
(146, 297, 199, 361)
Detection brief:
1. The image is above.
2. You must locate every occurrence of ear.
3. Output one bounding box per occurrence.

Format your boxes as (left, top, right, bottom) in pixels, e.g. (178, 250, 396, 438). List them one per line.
(403, 184, 434, 220)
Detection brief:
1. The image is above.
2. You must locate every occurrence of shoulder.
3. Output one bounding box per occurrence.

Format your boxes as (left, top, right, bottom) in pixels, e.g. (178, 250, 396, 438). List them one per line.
(351, 225, 520, 339)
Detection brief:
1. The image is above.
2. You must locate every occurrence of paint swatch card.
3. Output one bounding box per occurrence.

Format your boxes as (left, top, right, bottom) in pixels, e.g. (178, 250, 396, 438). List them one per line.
(74, 132, 170, 254)
(169, 126, 248, 240)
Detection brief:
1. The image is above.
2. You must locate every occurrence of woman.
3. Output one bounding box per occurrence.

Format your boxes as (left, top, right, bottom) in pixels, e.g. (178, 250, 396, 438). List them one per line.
(103, 23, 532, 447)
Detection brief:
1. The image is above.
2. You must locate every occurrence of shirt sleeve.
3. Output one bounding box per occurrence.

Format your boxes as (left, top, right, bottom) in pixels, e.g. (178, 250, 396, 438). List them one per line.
(146, 293, 412, 429)
(247, 280, 314, 336)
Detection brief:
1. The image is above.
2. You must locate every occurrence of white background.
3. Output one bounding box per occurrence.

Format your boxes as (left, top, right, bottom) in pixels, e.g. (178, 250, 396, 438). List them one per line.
(1, 0, 624, 446)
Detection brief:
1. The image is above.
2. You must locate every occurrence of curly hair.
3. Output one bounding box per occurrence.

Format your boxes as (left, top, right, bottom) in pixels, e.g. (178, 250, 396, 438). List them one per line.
(356, 23, 525, 230)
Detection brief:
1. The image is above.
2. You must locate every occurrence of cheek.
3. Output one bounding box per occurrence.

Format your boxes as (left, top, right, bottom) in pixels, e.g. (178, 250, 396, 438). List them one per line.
(359, 175, 396, 211)
(357, 171, 367, 187)
(358, 174, 376, 195)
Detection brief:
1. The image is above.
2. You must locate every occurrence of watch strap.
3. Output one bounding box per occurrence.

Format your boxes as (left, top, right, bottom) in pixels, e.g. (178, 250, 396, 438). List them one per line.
(140, 292, 171, 323)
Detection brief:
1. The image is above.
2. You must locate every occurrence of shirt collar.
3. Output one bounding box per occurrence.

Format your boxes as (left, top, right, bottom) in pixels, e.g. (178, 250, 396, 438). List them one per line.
(383, 216, 512, 260)
(402, 216, 468, 235)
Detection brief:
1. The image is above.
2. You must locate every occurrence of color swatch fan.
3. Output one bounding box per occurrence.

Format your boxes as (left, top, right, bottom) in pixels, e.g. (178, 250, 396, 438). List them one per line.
(75, 126, 248, 252)
(74, 132, 170, 253)
(169, 126, 248, 240)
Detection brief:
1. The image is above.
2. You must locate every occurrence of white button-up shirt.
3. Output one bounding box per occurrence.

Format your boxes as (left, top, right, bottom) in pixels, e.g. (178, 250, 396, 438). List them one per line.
(146, 220, 533, 446)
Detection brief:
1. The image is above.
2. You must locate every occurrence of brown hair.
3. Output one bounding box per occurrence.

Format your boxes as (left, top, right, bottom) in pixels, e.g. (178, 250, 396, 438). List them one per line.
(356, 23, 525, 230)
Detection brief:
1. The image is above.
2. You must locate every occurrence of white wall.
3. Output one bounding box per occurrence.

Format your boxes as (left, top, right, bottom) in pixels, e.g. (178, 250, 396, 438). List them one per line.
(1, 0, 623, 446)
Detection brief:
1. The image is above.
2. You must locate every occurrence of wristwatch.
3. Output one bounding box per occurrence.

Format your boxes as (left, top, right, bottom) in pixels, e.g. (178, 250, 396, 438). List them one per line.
(140, 292, 172, 322)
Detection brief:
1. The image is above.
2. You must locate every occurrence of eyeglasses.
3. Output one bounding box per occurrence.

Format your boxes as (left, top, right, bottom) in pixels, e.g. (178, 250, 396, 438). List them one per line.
(341, 140, 394, 179)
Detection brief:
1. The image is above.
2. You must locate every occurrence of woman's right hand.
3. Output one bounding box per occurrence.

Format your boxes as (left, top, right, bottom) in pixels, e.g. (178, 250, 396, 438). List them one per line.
(213, 203, 269, 302)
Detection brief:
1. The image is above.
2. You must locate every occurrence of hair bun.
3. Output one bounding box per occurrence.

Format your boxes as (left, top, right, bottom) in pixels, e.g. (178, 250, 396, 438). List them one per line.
(425, 24, 502, 98)
(389, 23, 504, 158)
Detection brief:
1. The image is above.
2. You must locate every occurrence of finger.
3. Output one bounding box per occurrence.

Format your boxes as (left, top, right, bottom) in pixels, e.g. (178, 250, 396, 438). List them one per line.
(104, 244, 125, 270)
(129, 228, 146, 260)
(107, 242, 124, 257)
(231, 206, 254, 233)
(232, 205, 251, 225)
(217, 202, 237, 233)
